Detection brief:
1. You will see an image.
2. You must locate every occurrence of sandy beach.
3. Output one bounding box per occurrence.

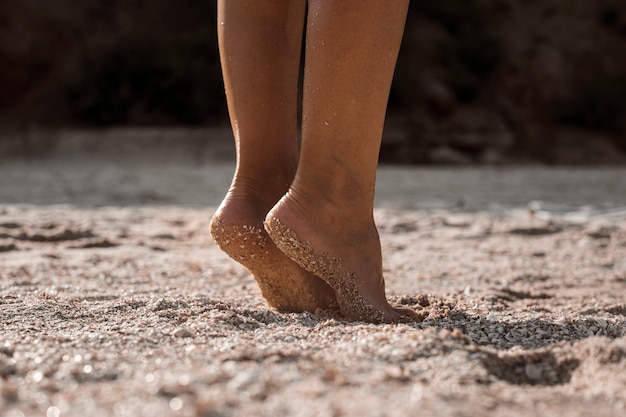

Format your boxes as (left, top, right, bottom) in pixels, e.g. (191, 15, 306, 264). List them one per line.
(1, 138, 625, 416)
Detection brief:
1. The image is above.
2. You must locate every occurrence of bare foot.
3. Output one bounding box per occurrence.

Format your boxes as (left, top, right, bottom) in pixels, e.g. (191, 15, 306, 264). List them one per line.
(210, 193, 338, 313)
(264, 194, 420, 324)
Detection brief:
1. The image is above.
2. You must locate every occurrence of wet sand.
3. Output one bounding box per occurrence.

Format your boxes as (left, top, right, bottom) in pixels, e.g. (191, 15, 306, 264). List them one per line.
(1, 143, 625, 416)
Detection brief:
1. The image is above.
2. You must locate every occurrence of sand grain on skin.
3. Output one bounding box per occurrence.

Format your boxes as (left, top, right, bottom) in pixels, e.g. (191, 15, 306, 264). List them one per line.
(265, 216, 391, 323)
(210, 217, 336, 313)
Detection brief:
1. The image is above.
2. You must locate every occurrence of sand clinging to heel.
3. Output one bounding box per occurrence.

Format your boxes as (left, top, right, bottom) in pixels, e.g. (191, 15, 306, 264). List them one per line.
(264, 215, 389, 323)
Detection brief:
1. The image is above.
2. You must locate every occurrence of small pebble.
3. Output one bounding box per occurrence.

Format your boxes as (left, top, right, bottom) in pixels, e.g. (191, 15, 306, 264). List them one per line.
(172, 328, 192, 338)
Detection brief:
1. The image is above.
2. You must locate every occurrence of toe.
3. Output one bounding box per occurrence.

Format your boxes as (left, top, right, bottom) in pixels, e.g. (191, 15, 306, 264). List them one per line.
(389, 306, 423, 323)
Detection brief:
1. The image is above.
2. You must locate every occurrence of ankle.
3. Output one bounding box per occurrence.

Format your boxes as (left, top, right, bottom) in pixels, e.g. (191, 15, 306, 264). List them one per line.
(227, 175, 292, 212)
(287, 179, 375, 223)
(234, 157, 297, 195)
(269, 188, 376, 244)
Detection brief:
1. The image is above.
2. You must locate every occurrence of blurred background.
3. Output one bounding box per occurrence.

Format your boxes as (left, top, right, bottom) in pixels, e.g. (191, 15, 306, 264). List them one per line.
(1, 0, 625, 164)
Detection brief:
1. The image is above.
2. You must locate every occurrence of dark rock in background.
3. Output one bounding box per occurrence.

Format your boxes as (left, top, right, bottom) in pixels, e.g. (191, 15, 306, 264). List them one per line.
(1, 0, 625, 164)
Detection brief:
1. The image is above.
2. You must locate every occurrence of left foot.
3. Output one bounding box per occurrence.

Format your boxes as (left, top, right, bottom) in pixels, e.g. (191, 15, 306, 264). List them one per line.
(210, 191, 338, 313)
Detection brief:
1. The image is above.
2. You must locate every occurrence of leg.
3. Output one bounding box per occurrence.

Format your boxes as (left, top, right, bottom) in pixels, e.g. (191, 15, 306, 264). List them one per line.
(265, 0, 417, 323)
(211, 0, 337, 313)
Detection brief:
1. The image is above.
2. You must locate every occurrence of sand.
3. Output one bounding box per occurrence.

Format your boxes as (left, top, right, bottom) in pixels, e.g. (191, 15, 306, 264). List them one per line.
(1, 147, 626, 417)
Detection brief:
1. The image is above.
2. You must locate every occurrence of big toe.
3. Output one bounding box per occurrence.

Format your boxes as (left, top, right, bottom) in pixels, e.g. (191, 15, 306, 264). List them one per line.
(385, 306, 423, 324)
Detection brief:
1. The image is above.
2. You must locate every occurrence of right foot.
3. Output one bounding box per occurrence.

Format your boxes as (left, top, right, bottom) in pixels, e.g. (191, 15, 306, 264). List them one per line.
(264, 192, 420, 324)
(210, 193, 338, 314)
